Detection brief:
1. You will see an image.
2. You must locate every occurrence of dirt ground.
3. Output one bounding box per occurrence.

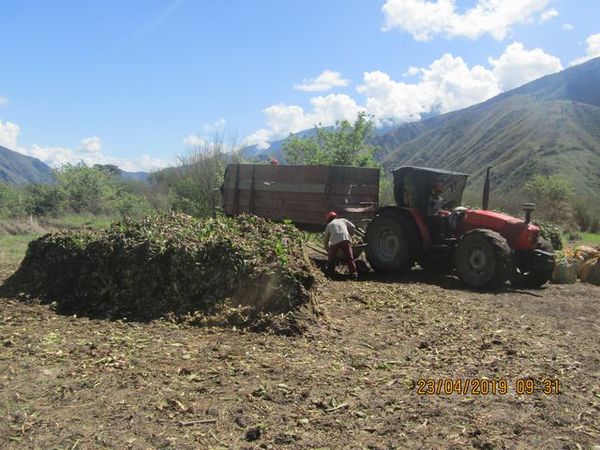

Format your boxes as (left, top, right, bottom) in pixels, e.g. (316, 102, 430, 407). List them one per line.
(1, 259, 600, 450)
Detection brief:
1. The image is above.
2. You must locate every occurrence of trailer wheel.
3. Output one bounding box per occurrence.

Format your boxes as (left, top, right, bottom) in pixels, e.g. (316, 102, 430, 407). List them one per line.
(455, 229, 511, 289)
(366, 211, 419, 273)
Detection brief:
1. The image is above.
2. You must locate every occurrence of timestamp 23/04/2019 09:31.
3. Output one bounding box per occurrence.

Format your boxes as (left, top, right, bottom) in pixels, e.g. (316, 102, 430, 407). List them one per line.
(416, 378, 561, 396)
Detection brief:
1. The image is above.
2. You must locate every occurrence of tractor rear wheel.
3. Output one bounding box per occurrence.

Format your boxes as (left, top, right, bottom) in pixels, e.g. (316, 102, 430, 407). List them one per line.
(366, 211, 420, 273)
(509, 238, 554, 288)
(455, 229, 511, 289)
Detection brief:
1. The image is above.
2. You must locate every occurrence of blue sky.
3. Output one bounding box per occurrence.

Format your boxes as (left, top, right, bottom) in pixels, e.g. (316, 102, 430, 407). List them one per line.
(1, 0, 599, 171)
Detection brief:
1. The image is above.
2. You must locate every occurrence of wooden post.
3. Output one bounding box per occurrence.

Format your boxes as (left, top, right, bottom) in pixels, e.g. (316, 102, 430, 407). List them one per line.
(232, 164, 241, 216)
(249, 165, 256, 214)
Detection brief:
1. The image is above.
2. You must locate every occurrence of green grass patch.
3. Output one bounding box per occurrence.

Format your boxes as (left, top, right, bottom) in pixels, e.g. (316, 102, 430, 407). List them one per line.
(0, 214, 117, 267)
(580, 232, 600, 245)
(0, 233, 43, 266)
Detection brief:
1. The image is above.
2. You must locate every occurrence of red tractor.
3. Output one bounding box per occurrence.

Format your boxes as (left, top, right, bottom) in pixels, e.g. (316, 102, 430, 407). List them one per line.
(365, 166, 555, 288)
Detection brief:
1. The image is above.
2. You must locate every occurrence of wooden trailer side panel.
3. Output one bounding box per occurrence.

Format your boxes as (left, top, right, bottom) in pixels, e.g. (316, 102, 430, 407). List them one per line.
(222, 164, 379, 227)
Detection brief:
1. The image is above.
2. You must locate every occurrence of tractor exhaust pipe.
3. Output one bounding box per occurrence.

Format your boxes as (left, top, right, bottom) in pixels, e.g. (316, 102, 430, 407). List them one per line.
(482, 166, 493, 210)
(523, 203, 535, 225)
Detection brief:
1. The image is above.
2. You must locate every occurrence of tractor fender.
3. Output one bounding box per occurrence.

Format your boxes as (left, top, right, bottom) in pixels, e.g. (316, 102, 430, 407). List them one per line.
(374, 206, 432, 251)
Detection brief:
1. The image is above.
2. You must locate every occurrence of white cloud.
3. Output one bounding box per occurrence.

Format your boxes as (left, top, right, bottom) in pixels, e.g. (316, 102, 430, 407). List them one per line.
(203, 118, 226, 133)
(1, 122, 167, 172)
(358, 54, 500, 124)
(0, 119, 21, 148)
(294, 70, 351, 92)
(118, 154, 167, 172)
(183, 134, 205, 147)
(381, 0, 555, 41)
(561, 23, 573, 31)
(570, 33, 600, 66)
(246, 42, 565, 148)
(79, 136, 103, 153)
(404, 66, 421, 77)
(245, 94, 361, 148)
(489, 42, 563, 90)
(0, 96, 8, 107)
(23, 140, 167, 172)
(182, 118, 228, 148)
(28, 144, 93, 168)
(23, 141, 167, 172)
(540, 8, 558, 22)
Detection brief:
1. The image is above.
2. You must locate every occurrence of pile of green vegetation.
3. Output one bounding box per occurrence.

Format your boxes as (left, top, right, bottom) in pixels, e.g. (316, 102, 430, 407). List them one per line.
(3, 214, 317, 333)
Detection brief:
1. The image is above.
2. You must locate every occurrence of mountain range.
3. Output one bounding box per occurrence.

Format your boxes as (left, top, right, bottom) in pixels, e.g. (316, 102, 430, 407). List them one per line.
(376, 56, 600, 198)
(0, 146, 150, 184)
(1, 57, 599, 198)
(0, 145, 54, 184)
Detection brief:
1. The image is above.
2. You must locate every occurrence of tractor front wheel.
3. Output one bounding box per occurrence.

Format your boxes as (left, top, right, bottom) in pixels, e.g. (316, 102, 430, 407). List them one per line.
(509, 239, 554, 288)
(455, 229, 511, 289)
(366, 211, 420, 273)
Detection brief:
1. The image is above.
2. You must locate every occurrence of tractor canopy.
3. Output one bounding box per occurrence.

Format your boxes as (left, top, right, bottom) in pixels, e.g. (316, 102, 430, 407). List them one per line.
(392, 166, 469, 215)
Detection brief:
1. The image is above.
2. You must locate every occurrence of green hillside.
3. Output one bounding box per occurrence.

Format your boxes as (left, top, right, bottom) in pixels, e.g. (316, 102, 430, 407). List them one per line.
(380, 57, 600, 198)
(0, 146, 54, 185)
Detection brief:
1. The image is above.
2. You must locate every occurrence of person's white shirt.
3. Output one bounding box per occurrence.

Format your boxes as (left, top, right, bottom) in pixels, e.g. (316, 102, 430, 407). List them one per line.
(428, 194, 444, 216)
(324, 218, 355, 248)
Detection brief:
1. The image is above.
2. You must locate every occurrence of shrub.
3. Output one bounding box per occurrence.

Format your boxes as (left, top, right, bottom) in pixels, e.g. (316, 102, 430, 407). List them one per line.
(25, 184, 64, 216)
(535, 221, 564, 250)
(283, 111, 377, 167)
(574, 199, 600, 233)
(0, 182, 29, 219)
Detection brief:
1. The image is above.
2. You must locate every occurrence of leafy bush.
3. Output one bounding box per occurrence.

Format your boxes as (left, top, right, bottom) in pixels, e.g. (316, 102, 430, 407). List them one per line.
(0, 182, 29, 219)
(283, 112, 377, 167)
(54, 163, 118, 214)
(534, 221, 563, 250)
(525, 174, 574, 204)
(574, 199, 600, 233)
(110, 191, 153, 218)
(150, 131, 241, 218)
(25, 184, 64, 216)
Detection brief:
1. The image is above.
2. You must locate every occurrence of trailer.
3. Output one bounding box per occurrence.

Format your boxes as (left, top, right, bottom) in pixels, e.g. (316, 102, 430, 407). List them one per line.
(222, 163, 379, 228)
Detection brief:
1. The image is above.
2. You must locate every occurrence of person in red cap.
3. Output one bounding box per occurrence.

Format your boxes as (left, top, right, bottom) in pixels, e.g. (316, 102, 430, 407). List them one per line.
(324, 211, 358, 279)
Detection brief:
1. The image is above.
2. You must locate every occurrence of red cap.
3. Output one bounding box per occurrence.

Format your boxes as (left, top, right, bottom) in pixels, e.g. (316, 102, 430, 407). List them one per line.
(326, 211, 337, 222)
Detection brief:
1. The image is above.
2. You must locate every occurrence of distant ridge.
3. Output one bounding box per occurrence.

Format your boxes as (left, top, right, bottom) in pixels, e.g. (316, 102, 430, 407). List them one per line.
(0, 145, 54, 184)
(0, 146, 150, 184)
(377, 57, 600, 197)
(4, 57, 600, 196)
(239, 58, 600, 199)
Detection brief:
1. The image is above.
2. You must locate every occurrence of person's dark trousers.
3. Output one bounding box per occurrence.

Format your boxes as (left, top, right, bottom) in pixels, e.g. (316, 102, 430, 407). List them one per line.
(327, 240, 357, 275)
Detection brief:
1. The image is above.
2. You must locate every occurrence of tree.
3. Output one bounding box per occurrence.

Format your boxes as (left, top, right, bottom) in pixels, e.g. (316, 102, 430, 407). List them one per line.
(0, 182, 29, 219)
(524, 174, 575, 226)
(25, 184, 64, 216)
(151, 131, 242, 217)
(53, 163, 117, 214)
(524, 174, 574, 204)
(283, 112, 377, 167)
(51, 163, 153, 218)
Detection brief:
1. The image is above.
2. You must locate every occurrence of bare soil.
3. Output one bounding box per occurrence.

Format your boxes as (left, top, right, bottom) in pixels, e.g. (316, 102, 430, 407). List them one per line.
(1, 260, 600, 449)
